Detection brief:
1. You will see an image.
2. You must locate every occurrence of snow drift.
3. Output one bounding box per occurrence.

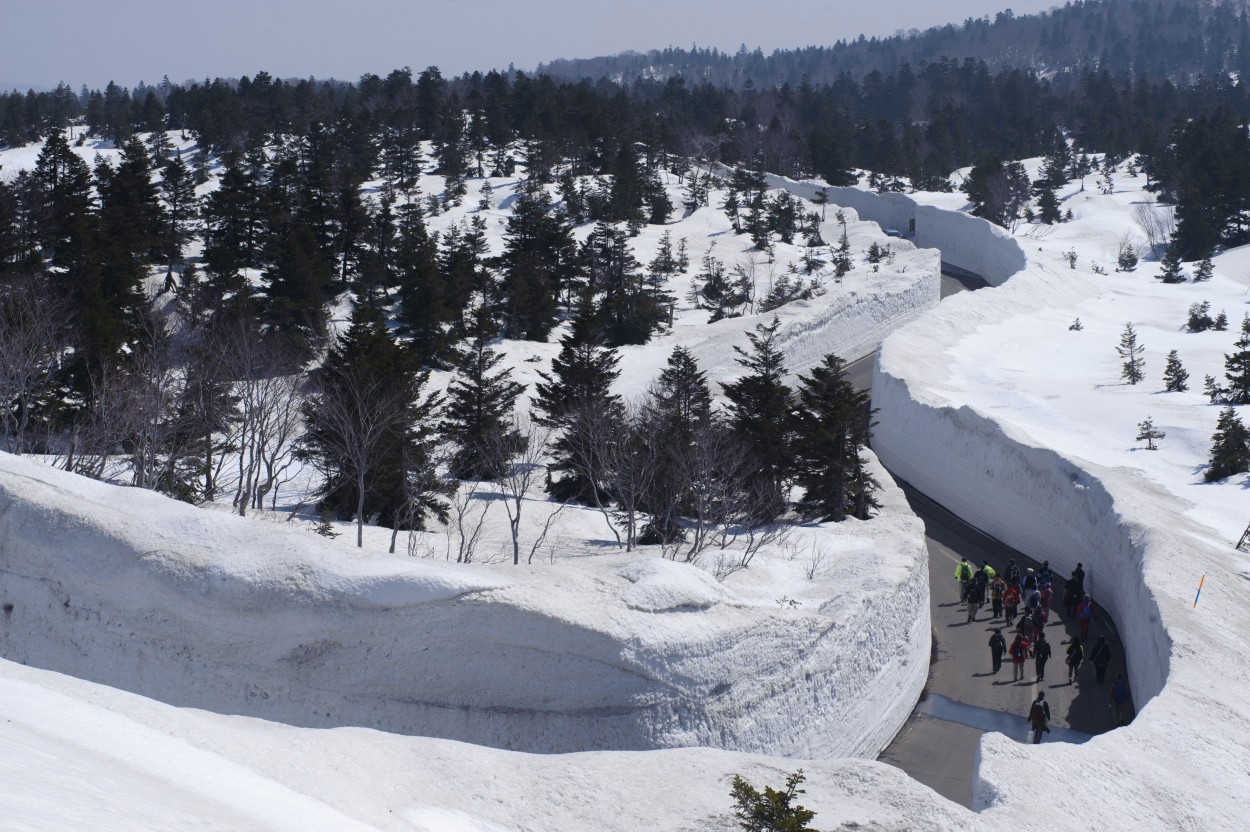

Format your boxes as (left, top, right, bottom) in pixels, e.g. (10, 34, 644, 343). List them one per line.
(0, 450, 928, 761)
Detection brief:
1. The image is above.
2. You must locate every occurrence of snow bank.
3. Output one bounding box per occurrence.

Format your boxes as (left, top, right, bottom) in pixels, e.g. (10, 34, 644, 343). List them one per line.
(870, 189, 1250, 828)
(0, 450, 928, 761)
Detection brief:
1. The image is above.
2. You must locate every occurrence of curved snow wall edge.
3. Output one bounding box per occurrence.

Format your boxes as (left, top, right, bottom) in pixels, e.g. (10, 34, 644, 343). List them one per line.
(0, 452, 927, 760)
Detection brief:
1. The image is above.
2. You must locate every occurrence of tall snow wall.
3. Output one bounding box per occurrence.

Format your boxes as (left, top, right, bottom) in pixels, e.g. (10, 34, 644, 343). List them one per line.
(0, 451, 928, 761)
(862, 191, 1250, 829)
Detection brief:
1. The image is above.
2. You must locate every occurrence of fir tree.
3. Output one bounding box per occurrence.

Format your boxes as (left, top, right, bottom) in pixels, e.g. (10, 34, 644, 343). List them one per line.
(1136, 416, 1165, 450)
(583, 222, 662, 346)
(792, 353, 878, 521)
(1117, 321, 1145, 384)
(1116, 242, 1138, 272)
(1204, 406, 1250, 482)
(158, 151, 198, 290)
(1187, 301, 1214, 333)
(1214, 311, 1229, 331)
(722, 316, 793, 521)
(1156, 245, 1186, 284)
(496, 187, 577, 341)
(1036, 187, 1062, 224)
(533, 302, 622, 503)
(1204, 375, 1227, 404)
(1224, 315, 1250, 404)
(297, 300, 445, 547)
(441, 309, 526, 480)
(729, 770, 816, 832)
(1193, 257, 1214, 282)
(1163, 350, 1189, 392)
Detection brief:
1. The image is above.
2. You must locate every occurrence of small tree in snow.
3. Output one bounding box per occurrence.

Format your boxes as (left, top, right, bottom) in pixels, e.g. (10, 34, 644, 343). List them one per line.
(1204, 375, 1227, 404)
(1157, 246, 1186, 283)
(1116, 241, 1139, 272)
(1224, 315, 1250, 404)
(1204, 407, 1250, 482)
(1193, 257, 1214, 282)
(1069, 318, 1084, 331)
(1136, 416, 1165, 450)
(1163, 350, 1189, 392)
(1063, 249, 1078, 269)
(729, 770, 816, 832)
(1214, 311, 1229, 331)
(1187, 301, 1214, 332)
(1117, 322, 1146, 385)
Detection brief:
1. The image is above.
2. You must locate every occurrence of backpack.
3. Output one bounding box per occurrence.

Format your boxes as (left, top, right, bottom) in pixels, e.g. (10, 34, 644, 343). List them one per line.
(1030, 700, 1046, 722)
(958, 562, 971, 581)
(1079, 602, 1094, 620)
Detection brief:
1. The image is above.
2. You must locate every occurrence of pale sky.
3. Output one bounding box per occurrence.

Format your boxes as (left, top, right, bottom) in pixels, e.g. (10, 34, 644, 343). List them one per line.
(0, 0, 1060, 90)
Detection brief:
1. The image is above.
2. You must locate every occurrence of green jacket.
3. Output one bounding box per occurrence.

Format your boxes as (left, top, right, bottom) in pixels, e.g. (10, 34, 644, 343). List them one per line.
(955, 561, 972, 582)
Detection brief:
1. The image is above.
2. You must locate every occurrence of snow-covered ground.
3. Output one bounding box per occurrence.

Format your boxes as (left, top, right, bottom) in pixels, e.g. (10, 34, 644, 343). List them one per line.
(862, 165, 1250, 830)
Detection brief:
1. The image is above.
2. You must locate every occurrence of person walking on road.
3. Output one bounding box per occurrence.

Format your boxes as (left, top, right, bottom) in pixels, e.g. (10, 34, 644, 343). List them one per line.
(1033, 632, 1052, 682)
(1010, 633, 1028, 681)
(1063, 573, 1082, 619)
(989, 574, 1006, 619)
(1038, 560, 1053, 587)
(1028, 692, 1051, 744)
(956, 557, 973, 601)
(989, 628, 1006, 673)
(980, 560, 997, 581)
(966, 590, 981, 623)
(1109, 673, 1131, 725)
(1003, 583, 1021, 626)
(1005, 559, 1021, 586)
(1077, 594, 1096, 639)
(1066, 637, 1085, 683)
(1088, 635, 1112, 683)
(1039, 580, 1054, 612)
(1073, 562, 1086, 594)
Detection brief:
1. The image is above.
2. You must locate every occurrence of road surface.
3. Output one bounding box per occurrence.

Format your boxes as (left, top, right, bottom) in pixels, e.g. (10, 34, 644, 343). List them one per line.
(848, 262, 1131, 807)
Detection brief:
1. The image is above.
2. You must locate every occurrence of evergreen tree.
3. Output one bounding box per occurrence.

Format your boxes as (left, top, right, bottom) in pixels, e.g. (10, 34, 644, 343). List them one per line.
(1036, 187, 1062, 224)
(297, 300, 445, 546)
(1163, 350, 1189, 392)
(1187, 301, 1213, 332)
(261, 224, 332, 351)
(729, 770, 816, 832)
(1214, 311, 1229, 331)
(497, 187, 577, 341)
(583, 221, 661, 345)
(533, 302, 622, 503)
(1136, 416, 1165, 450)
(98, 135, 165, 262)
(792, 353, 878, 521)
(441, 309, 526, 480)
(1157, 245, 1186, 283)
(722, 316, 793, 521)
(1193, 257, 1214, 282)
(1204, 374, 1227, 404)
(1116, 242, 1138, 272)
(1117, 321, 1145, 384)
(393, 201, 453, 365)
(1224, 315, 1250, 404)
(158, 151, 198, 289)
(1204, 406, 1250, 482)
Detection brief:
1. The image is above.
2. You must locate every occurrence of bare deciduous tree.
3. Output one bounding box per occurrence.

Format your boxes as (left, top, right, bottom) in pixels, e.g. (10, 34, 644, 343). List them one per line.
(1132, 198, 1176, 257)
(0, 272, 69, 455)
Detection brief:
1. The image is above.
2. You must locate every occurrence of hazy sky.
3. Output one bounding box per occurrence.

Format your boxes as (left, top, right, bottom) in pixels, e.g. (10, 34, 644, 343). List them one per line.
(1, 0, 1061, 90)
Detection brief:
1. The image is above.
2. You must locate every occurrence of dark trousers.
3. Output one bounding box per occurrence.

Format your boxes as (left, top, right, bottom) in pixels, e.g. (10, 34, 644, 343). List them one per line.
(991, 652, 1003, 672)
(992, 598, 1003, 618)
(1005, 605, 1017, 625)
(1035, 658, 1048, 679)
(1095, 662, 1109, 683)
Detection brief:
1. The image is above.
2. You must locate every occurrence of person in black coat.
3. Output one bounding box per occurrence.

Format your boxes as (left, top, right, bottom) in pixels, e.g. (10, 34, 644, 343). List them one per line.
(989, 629, 1006, 673)
(1033, 632, 1052, 682)
(1028, 692, 1051, 743)
(1062, 573, 1082, 620)
(1066, 637, 1085, 683)
(1088, 635, 1112, 683)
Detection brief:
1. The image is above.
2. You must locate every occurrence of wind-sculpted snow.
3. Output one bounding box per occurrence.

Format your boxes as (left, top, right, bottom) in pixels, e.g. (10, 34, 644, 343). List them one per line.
(0, 450, 928, 761)
(869, 186, 1250, 828)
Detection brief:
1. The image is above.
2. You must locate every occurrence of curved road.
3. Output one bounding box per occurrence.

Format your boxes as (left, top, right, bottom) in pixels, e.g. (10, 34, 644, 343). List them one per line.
(848, 263, 1130, 807)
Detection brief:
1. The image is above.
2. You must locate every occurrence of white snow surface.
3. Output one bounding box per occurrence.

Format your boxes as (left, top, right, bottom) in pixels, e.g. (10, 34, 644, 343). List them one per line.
(858, 166, 1250, 830)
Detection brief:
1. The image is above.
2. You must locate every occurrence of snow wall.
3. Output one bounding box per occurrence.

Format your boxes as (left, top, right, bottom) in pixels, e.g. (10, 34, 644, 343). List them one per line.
(852, 186, 1250, 828)
(0, 451, 928, 761)
(760, 172, 1027, 286)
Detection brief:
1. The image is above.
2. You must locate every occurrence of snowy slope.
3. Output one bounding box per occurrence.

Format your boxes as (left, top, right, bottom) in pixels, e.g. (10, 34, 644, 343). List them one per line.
(862, 167, 1250, 830)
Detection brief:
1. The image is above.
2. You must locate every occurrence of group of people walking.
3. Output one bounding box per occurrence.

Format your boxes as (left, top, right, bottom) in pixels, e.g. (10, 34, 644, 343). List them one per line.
(955, 555, 1132, 742)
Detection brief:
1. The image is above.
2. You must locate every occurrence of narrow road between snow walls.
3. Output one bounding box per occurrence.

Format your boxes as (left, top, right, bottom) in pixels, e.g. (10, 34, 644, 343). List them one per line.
(843, 266, 1131, 808)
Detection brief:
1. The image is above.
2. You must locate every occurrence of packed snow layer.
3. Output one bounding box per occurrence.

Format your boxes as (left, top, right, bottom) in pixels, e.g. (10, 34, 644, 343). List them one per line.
(867, 176, 1250, 829)
(0, 657, 975, 832)
(0, 450, 928, 762)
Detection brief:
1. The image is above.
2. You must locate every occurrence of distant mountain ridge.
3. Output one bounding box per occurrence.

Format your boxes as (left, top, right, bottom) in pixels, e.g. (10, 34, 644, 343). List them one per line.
(537, 0, 1250, 89)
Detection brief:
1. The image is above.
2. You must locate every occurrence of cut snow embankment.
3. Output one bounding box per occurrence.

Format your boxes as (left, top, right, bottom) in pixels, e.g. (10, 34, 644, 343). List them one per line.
(0, 450, 928, 762)
(852, 179, 1250, 829)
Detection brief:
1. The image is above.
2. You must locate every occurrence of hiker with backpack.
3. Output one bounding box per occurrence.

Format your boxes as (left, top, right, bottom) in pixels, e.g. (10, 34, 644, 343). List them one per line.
(1062, 572, 1082, 619)
(989, 574, 1006, 620)
(1088, 635, 1113, 683)
(966, 586, 982, 623)
(1038, 560, 1053, 587)
(989, 628, 1007, 673)
(1010, 632, 1029, 681)
(1076, 594, 1096, 638)
(1066, 637, 1085, 683)
(1039, 580, 1054, 612)
(1003, 583, 1021, 626)
(955, 557, 973, 601)
(1005, 559, 1021, 586)
(1109, 673, 1131, 725)
(1028, 692, 1051, 744)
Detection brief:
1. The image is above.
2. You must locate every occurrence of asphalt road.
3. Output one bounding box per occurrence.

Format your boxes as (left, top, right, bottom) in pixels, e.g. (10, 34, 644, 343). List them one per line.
(849, 262, 1131, 807)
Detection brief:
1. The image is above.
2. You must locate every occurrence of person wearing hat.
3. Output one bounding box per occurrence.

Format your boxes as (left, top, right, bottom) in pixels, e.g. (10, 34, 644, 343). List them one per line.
(1028, 691, 1051, 743)
(1009, 632, 1029, 681)
(1076, 594, 1096, 639)
(988, 628, 1007, 673)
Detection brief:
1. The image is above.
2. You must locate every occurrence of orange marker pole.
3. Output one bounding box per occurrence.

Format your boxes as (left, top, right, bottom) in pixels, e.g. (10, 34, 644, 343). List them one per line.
(1193, 574, 1206, 609)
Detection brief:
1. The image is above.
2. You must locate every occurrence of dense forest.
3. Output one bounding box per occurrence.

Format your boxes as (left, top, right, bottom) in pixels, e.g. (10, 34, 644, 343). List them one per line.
(2, 0, 1249, 544)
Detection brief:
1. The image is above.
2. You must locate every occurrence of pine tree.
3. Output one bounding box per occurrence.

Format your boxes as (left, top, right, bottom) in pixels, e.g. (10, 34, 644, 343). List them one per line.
(394, 201, 453, 365)
(1117, 322, 1146, 384)
(158, 151, 198, 289)
(1204, 406, 1250, 482)
(1116, 242, 1138, 272)
(1224, 315, 1250, 404)
(1187, 301, 1214, 333)
(723, 316, 793, 521)
(729, 770, 817, 832)
(533, 302, 622, 503)
(1036, 187, 1062, 224)
(1214, 311, 1229, 331)
(793, 353, 878, 521)
(1136, 416, 1165, 450)
(497, 187, 577, 341)
(584, 222, 661, 346)
(1163, 350, 1189, 392)
(1193, 257, 1214, 282)
(297, 300, 446, 546)
(441, 309, 526, 481)
(1157, 245, 1186, 283)
(1204, 375, 1227, 404)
